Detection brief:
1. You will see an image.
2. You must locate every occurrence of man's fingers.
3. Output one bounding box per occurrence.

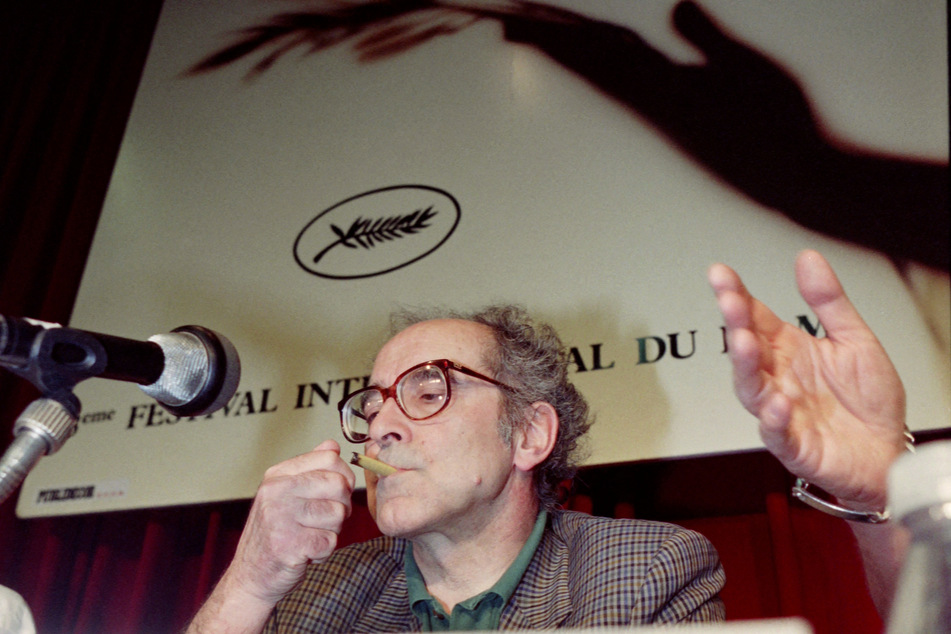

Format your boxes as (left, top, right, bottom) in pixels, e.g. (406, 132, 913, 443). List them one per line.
(301, 529, 339, 563)
(259, 468, 354, 510)
(709, 261, 789, 418)
(757, 393, 800, 466)
(312, 438, 340, 452)
(299, 497, 351, 529)
(265, 445, 338, 478)
(244, 473, 353, 568)
(708, 263, 749, 325)
(795, 250, 870, 341)
(264, 440, 357, 490)
(726, 327, 762, 382)
(706, 261, 743, 295)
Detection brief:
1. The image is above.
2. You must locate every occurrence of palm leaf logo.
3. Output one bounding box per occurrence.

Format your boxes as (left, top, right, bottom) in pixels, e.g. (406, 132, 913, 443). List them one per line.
(313, 205, 437, 264)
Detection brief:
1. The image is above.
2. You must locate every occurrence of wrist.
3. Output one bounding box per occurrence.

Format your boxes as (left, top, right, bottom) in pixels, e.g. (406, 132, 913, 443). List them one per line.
(791, 427, 915, 524)
(187, 568, 278, 634)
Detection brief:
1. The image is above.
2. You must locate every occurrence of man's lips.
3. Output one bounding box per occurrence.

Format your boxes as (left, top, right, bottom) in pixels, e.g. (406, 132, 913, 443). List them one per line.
(370, 449, 420, 472)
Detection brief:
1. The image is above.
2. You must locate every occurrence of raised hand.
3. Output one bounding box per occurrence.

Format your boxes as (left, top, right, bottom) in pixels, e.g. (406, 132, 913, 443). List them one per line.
(708, 250, 907, 511)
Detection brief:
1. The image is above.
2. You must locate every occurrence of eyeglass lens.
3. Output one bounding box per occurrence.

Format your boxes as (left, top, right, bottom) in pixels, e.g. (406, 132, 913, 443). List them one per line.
(344, 363, 450, 440)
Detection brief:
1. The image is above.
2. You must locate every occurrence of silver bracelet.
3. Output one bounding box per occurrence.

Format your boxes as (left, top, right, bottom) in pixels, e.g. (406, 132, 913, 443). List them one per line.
(792, 479, 890, 523)
(790, 428, 915, 524)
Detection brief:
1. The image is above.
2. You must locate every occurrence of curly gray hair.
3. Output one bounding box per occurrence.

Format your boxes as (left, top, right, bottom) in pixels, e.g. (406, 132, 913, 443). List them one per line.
(389, 305, 592, 510)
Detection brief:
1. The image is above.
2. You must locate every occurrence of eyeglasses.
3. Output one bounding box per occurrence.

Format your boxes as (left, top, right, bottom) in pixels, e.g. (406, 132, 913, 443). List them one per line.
(338, 358, 514, 443)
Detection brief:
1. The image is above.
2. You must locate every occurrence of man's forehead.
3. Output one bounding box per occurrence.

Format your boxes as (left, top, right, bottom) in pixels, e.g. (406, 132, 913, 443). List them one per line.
(372, 319, 493, 378)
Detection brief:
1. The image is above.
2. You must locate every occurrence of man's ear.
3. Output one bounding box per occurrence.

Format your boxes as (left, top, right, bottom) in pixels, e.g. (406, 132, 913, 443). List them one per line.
(513, 401, 558, 473)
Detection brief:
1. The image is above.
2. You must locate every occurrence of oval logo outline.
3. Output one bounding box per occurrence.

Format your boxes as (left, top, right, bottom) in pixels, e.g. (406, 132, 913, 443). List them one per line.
(293, 184, 461, 280)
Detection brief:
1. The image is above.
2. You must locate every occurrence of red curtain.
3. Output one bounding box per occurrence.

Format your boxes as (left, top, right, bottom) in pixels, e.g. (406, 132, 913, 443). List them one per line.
(0, 2, 889, 632)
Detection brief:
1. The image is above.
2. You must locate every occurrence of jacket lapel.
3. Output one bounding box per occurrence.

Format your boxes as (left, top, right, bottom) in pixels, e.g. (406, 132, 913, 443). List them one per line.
(350, 569, 418, 632)
(500, 513, 573, 629)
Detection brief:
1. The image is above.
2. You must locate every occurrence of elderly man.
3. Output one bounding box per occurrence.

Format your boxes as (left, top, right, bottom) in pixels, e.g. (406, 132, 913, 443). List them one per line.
(188, 251, 910, 631)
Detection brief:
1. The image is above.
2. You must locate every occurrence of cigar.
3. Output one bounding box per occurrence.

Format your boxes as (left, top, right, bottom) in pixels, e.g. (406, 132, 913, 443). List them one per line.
(350, 452, 398, 477)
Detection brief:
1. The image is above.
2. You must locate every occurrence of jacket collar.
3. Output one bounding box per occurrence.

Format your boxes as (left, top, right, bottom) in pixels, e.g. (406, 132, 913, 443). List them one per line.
(351, 511, 574, 631)
(500, 510, 573, 629)
(350, 538, 418, 632)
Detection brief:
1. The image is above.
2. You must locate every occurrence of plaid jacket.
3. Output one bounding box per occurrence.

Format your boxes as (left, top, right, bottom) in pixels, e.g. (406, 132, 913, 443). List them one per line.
(265, 510, 725, 632)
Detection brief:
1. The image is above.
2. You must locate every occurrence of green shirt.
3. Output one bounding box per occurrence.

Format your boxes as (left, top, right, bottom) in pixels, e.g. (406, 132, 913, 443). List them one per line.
(405, 510, 548, 631)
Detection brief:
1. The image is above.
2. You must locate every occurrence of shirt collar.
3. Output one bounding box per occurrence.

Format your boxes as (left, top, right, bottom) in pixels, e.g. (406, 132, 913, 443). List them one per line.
(405, 509, 548, 625)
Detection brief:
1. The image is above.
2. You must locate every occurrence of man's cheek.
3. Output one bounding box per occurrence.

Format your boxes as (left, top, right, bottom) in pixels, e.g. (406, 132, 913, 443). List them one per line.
(366, 472, 379, 521)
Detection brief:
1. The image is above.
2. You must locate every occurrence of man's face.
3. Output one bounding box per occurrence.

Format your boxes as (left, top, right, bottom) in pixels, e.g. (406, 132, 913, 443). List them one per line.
(364, 319, 521, 541)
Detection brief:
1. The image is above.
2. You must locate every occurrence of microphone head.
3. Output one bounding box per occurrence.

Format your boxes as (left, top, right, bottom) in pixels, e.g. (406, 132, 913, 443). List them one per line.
(139, 326, 241, 417)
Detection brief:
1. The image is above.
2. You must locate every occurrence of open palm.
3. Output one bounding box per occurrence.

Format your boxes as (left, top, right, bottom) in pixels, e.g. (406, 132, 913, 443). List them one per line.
(709, 250, 907, 508)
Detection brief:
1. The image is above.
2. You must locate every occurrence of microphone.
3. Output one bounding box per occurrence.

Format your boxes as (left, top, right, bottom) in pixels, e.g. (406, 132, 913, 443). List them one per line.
(0, 317, 241, 505)
(0, 316, 241, 417)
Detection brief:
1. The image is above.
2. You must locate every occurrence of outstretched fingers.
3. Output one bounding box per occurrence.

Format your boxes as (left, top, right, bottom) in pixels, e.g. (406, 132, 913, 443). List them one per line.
(794, 250, 872, 344)
(708, 262, 782, 413)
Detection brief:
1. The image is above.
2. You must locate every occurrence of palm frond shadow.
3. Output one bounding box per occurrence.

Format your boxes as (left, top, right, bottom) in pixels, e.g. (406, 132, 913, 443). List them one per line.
(188, 0, 538, 78)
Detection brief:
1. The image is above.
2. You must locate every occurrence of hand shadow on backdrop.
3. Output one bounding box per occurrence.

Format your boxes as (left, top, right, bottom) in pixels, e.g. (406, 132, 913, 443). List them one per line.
(189, 0, 949, 273)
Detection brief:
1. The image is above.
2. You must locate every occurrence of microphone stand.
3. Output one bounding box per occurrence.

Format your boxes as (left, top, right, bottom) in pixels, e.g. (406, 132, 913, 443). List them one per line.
(0, 395, 78, 504)
(0, 322, 102, 505)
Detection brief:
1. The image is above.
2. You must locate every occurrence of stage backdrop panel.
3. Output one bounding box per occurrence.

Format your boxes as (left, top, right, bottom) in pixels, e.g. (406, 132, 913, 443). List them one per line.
(17, 0, 949, 517)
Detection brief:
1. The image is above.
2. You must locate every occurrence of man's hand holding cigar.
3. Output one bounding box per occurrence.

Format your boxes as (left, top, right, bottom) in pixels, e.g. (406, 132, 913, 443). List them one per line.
(188, 439, 357, 633)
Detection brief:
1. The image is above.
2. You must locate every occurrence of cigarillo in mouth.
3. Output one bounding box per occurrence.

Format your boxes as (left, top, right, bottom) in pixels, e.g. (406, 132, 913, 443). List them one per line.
(350, 453, 398, 477)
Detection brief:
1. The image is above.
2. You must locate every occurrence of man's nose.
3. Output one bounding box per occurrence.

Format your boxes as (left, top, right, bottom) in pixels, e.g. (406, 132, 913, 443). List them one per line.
(368, 397, 411, 444)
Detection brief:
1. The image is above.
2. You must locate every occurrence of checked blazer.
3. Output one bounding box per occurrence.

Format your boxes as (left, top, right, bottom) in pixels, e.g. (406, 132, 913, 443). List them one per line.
(264, 510, 725, 632)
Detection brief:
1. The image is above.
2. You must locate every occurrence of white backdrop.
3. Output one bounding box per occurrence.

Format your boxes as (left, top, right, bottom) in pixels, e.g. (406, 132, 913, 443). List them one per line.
(17, 0, 949, 517)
